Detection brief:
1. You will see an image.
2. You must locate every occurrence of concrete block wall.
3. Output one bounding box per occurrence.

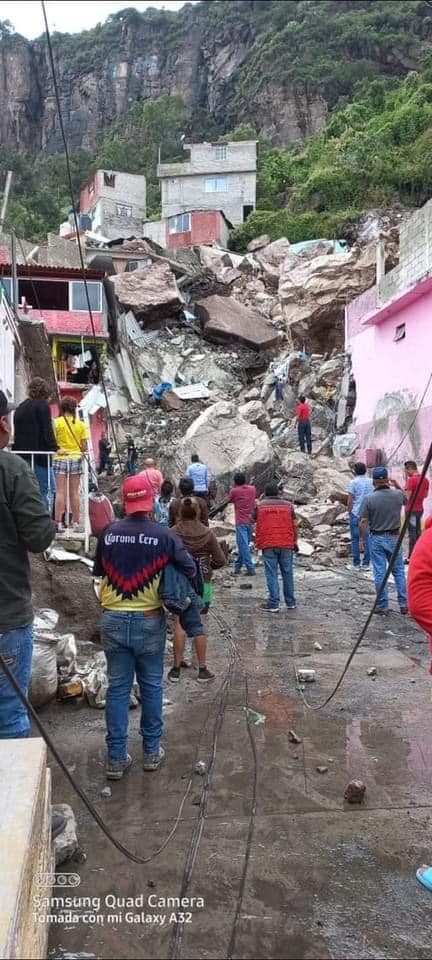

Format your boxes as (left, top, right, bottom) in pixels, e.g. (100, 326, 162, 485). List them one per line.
(161, 172, 256, 226)
(0, 740, 52, 960)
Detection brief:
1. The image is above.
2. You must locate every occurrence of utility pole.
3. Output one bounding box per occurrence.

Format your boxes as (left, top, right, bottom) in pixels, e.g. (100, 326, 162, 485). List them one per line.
(0, 170, 12, 233)
(11, 230, 18, 312)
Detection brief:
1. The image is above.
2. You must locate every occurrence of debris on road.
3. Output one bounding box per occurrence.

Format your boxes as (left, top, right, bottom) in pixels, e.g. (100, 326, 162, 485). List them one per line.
(288, 730, 302, 744)
(316, 765, 329, 774)
(100, 786, 112, 798)
(53, 804, 79, 865)
(344, 779, 367, 803)
(194, 761, 207, 776)
(297, 669, 316, 683)
(367, 666, 378, 677)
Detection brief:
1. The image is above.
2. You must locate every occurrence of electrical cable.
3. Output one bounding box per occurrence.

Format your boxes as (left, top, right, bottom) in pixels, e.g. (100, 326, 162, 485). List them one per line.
(385, 371, 432, 465)
(40, 0, 123, 477)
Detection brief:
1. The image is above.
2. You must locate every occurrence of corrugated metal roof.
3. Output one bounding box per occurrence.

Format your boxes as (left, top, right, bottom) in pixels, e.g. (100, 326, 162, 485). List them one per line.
(0, 263, 104, 280)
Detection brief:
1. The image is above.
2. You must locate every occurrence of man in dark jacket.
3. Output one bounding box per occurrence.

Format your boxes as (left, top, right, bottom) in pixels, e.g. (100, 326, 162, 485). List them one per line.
(94, 473, 196, 779)
(0, 390, 56, 737)
(255, 482, 298, 612)
(13, 377, 57, 510)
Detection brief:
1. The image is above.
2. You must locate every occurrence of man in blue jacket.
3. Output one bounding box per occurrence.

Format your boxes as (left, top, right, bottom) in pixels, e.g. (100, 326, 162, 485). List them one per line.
(94, 473, 196, 779)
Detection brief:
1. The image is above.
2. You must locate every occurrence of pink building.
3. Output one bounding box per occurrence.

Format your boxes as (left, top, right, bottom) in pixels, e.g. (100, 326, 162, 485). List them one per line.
(165, 210, 230, 249)
(0, 261, 108, 459)
(346, 209, 432, 512)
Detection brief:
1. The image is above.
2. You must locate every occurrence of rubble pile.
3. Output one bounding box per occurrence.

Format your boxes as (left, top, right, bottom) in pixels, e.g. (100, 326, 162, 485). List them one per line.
(94, 230, 383, 556)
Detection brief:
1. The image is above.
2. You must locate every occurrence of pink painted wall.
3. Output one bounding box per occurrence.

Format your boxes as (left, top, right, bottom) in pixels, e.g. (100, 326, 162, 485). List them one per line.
(166, 211, 226, 249)
(347, 283, 432, 510)
(80, 173, 99, 215)
(29, 309, 106, 335)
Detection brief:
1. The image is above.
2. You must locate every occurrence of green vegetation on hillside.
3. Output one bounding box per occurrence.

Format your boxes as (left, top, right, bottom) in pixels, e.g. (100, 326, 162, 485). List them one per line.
(231, 63, 432, 247)
(3, 1, 432, 244)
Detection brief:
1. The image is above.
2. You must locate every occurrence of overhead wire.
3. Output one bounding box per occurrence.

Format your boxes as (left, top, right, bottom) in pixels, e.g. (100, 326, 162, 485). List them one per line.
(40, 0, 123, 476)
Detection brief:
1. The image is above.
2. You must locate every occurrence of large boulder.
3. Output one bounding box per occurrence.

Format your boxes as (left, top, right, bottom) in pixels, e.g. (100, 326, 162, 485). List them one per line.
(248, 234, 270, 252)
(195, 294, 280, 352)
(239, 400, 272, 435)
(110, 261, 183, 322)
(278, 245, 376, 352)
(169, 400, 275, 493)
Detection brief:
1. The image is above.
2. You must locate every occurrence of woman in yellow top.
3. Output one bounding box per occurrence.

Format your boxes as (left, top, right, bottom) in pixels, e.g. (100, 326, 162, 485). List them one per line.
(53, 397, 89, 531)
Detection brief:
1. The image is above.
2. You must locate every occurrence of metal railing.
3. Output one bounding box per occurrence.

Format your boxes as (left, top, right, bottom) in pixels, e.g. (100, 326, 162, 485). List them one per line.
(12, 450, 91, 553)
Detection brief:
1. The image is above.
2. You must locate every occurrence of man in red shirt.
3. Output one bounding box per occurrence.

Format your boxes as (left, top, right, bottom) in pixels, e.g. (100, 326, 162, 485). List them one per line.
(139, 458, 164, 496)
(296, 395, 312, 454)
(228, 471, 257, 575)
(392, 460, 430, 557)
(255, 482, 297, 612)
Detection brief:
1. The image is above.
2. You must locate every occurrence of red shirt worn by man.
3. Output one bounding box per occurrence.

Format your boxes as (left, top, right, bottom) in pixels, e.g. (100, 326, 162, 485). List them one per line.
(139, 463, 164, 495)
(408, 526, 432, 670)
(406, 474, 429, 513)
(228, 484, 257, 526)
(296, 401, 311, 421)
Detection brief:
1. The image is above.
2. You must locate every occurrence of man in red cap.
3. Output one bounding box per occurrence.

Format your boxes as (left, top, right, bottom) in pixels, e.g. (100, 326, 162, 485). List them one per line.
(93, 473, 196, 779)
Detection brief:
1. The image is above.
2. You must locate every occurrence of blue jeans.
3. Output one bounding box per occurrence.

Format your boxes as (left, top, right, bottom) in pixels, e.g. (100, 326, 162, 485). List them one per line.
(101, 609, 166, 760)
(298, 419, 312, 453)
(263, 548, 295, 607)
(127, 462, 137, 476)
(235, 524, 255, 573)
(0, 624, 33, 738)
(34, 464, 55, 513)
(349, 514, 370, 566)
(369, 534, 407, 610)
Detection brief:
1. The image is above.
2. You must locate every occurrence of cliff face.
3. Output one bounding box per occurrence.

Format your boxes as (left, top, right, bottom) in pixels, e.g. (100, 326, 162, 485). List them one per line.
(0, 5, 328, 155)
(0, 12, 244, 154)
(0, 0, 429, 157)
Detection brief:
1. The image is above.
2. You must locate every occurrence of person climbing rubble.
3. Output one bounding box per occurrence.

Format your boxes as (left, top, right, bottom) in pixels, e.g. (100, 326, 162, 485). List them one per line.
(296, 395, 312, 454)
(125, 435, 138, 476)
(0, 390, 65, 839)
(93, 473, 196, 778)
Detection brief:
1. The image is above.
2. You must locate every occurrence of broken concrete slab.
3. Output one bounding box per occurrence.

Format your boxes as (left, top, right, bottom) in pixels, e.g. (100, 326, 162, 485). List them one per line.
(173, 383, 212, 400)
(110, 261, 183, 322)
(196, 294, 280, 352)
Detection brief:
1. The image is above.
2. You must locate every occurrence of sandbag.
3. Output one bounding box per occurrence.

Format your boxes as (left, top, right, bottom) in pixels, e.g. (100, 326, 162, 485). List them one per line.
(29, 639, 58, 707)
(89, 492, 115, 537)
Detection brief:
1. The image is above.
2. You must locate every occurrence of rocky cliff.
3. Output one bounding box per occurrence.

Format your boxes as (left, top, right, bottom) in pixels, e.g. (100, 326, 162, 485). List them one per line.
(1, 0, 427, 156)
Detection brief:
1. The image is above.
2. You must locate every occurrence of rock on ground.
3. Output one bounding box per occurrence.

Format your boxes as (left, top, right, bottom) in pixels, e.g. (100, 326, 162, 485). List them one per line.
(53, 804, 79, 865)
(168, 400, 275, 492)
(196, 294, 280, 352)
(110, 261, 183, 322)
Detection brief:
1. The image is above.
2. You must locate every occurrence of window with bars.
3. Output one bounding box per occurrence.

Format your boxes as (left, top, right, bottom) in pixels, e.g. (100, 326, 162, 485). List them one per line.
(215, 145, 227, 160)
(116, 203, 132, 218)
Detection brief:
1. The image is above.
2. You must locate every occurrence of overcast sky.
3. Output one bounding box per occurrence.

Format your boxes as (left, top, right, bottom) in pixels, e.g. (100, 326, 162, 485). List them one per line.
(0, 1, 192, 39)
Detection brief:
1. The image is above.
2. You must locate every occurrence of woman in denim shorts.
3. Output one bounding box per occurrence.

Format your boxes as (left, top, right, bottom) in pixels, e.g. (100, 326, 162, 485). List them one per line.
(53, 397, 88, 531)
